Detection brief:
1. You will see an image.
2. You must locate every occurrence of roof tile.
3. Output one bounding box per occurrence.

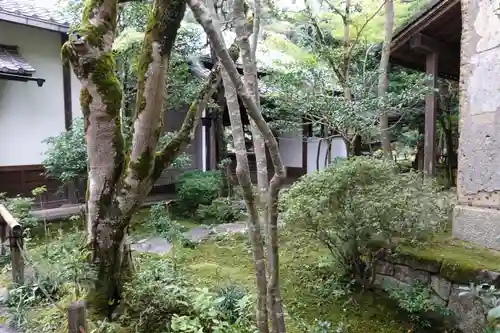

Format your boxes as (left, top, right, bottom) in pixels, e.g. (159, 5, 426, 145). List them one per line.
(0, 45, 36, 75)
(0, 0, 69, 27)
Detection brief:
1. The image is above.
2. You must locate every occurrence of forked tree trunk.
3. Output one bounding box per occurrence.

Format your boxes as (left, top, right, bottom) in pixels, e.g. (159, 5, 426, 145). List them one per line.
(188, 1, 287, 332)
(221, 61, 270, 333)
(234, 0, 269, 213)
(62, 0, 223, 315)
(378, 0, 394, 160)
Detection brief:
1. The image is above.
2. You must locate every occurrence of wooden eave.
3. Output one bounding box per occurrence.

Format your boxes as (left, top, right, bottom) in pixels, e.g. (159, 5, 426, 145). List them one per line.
(390, 0, 461, 80)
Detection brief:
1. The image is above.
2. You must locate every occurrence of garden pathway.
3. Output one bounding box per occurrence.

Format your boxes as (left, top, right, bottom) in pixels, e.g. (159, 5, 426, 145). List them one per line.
(131, 222, 247, 254)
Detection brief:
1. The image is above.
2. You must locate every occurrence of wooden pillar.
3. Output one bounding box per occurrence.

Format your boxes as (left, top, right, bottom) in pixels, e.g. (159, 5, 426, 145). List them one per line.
(68, 300, 88, 333)
(424, 52, 438, 177)
(9, 225, 23, 285)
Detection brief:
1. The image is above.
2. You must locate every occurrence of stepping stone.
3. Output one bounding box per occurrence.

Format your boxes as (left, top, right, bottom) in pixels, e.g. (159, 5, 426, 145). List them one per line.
(213, 223, 247, 234)
(188, 227, 211, 243)
(131, 237, 172, 254)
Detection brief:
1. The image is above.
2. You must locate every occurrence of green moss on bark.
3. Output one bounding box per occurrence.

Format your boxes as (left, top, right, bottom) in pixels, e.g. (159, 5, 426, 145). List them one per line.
(131, 149, 154, 181)
(133, 0, 186, 118)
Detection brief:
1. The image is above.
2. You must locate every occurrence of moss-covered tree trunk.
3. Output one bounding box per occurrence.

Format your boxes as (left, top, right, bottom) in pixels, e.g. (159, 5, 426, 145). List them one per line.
(62, 0, 223, 316)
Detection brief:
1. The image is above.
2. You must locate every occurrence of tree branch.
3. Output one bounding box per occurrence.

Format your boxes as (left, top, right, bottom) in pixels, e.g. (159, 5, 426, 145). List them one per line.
(119, 0, 186, 214)
(188, 0, 286, 183)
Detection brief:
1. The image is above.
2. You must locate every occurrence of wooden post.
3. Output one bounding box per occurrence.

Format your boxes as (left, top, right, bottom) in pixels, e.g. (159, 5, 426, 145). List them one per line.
(9, 225, 23, 285)
(424, 51, 438, 177)
(0, 218, 6, 255)
(68, 300, 88, 333)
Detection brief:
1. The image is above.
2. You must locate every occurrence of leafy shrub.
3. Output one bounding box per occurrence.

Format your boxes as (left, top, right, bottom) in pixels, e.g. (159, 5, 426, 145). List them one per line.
(176, 171, 222, 214)
(119, 258, 255, 333)
(280, 157, 449, 285)
(196, 197, 243, 224)
(42, 117, 191, 187)
(215, 284, 248, 324)
(145, 204, 194, 250)
(42, 117, 87, 185)
(387, 282, 450, 327)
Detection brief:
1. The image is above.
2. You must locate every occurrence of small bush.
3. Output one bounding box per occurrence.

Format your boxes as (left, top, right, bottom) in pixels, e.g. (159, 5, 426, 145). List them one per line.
(280, 157, 449, 286)
(195, 197, 243, 224)
(387, 282, 450, 327)
(215, 284, 248, 324)
(119, 258, 255, 333)
(176, 171, 222, 215)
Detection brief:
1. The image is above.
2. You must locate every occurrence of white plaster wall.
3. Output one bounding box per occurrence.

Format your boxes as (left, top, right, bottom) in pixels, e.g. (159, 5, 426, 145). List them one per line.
(306, 136, 347, 173)
(279, 131, 303, 168)
(0, 21, 80, 166)
(71, 67, 83, 119)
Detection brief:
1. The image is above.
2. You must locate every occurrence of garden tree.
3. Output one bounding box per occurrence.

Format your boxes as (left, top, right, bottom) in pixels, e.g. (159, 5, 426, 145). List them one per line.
(61, 0, 226, 314)
(378, 0, 394, 160)
(189, 0, 287, 332)
(260, 0, 431, 157)
(256, 0, 435, 161)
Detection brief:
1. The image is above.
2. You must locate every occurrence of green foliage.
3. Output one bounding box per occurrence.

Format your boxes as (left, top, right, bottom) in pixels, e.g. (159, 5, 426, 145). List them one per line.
(42, 117, 87, 185)
(280, 157, 449, 284)
(43, 117, 191, 185)
(176, 171, 222, 215)
(294, 319, 350, 333)
(7, 231, 94, 331)
(196, 197, 243, 224)
(118, 257, 255, 333)
(146, 204, 188, 244)
(387, 282, 450, 327)
(214, 284, 248, 324)
(0, 193, 39, 231)
(263, 61, 430, 143)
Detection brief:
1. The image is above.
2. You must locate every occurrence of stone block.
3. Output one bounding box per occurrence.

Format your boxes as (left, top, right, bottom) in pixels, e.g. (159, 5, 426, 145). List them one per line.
(394, 265, 430, 285)
(430, 275, 452, 301)
(448, 285, 486, 333)
(374, 260, 395, 276)
(391, 254, 441, 273)
(477, 269, 500, 286)
(373, 274, 409, 291)
(453, 204, 500, 250)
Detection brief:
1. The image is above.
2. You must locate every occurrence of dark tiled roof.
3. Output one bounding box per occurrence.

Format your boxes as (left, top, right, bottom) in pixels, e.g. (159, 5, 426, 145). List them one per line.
(0, 0, 70, 28)
(0, 45, 35, 75)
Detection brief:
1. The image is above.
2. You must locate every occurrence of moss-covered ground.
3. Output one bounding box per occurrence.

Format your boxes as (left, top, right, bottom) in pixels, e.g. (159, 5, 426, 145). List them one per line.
(396, 231, 500, 283)
(4, 208, 500, 333)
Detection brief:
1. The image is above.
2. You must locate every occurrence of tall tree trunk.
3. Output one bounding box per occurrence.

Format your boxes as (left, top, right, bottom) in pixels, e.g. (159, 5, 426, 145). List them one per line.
(189, 0, 287, 332)
(233, 1, 285, 332)
(236, 0, 269, 219)
(62, 0, 222, 315)
(378, 0, 394, 160)
(221, 63, 270, 333)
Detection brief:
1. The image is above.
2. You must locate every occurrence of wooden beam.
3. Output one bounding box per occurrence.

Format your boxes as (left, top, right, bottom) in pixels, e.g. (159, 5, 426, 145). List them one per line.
(424, 52, 438, 177)
(391, 0, 460, 52)
(410, 33, 459, 61)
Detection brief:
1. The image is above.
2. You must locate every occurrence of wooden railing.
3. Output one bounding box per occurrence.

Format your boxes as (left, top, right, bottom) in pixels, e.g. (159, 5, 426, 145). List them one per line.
(0, 204, 24, 284)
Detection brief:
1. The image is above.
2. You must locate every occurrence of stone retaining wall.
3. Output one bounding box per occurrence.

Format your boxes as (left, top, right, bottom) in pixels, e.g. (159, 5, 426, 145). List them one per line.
(373, 252, 499, 333)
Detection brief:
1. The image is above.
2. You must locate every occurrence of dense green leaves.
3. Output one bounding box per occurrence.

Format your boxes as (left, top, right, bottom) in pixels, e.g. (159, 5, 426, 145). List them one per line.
(280, 157, 449, 282)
